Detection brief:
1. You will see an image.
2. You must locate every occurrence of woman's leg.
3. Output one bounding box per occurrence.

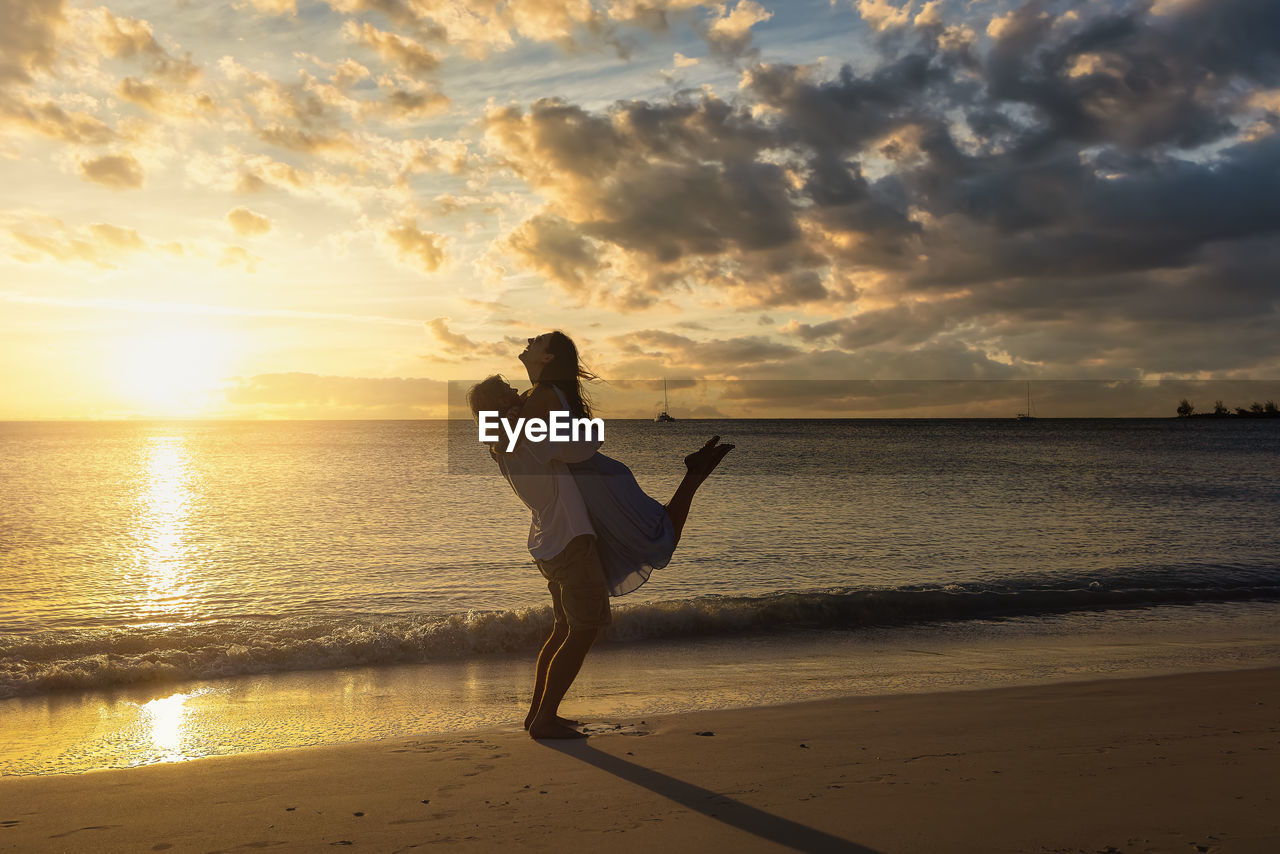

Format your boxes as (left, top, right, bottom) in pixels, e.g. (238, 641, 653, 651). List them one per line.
(665, 435, 733, 547)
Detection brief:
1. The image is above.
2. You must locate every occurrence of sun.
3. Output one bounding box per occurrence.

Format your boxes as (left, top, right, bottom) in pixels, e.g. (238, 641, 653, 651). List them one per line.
(115, 327, 231, 416)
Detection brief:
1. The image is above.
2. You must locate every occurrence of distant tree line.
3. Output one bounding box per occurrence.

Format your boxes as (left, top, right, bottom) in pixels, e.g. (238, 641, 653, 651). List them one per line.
(1177, 399, 1280, 417)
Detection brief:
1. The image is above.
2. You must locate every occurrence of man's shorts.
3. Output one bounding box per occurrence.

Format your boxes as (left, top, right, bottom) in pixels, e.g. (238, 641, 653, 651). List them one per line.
(535, 534, 612, 629)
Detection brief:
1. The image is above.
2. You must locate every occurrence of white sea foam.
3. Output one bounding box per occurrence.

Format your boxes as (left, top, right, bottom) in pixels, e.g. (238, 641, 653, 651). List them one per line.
(4, 583, 1277, 699)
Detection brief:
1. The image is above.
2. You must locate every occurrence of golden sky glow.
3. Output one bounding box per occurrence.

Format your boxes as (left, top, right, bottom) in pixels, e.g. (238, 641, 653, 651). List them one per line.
(3, 0, 1278, 418)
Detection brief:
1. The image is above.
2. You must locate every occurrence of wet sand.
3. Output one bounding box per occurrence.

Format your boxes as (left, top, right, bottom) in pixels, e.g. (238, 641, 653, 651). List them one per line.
(1, 667, 1277, 853)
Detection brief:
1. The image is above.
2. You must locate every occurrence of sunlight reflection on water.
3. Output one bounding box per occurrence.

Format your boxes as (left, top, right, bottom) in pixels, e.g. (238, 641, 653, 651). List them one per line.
(140, 689, 203, 763)
(134, 434, 197, 622)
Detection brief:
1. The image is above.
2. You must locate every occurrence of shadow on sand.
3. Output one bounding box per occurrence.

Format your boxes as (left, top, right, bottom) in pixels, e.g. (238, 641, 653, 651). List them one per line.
(543, 741, 881, 853)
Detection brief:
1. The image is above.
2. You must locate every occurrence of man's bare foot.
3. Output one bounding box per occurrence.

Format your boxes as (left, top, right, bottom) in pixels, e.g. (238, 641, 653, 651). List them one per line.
(528, 718, 588, 739)
(523, 714, 580, 730)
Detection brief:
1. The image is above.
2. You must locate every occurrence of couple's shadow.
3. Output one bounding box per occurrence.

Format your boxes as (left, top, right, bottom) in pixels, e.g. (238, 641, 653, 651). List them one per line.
(541, 739, 880, 853)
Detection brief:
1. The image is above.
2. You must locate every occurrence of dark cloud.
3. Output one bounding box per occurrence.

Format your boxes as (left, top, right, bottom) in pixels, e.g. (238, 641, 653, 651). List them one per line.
(485, 95, 826, 307)
(602, 329, 802, 378)
(487, 0, 1279, 376)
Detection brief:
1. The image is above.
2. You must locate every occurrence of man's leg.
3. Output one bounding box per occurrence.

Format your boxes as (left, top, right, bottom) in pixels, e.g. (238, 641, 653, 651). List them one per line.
(528, 535, 610, 740)
(524, 622, 567, 730)
(528, 626, 598, 739)
(666, 435, 734, 546)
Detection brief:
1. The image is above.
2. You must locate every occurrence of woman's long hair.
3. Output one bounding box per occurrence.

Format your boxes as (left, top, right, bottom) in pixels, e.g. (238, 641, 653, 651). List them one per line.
(538, 331, 597, 418)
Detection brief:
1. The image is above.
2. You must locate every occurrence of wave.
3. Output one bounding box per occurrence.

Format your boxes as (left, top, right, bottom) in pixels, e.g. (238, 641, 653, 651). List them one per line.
(3, 582, 1278, 699)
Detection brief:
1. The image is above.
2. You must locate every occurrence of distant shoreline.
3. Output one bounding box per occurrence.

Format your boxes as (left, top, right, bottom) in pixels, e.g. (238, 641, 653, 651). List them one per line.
(1180, 411, 1280, 419)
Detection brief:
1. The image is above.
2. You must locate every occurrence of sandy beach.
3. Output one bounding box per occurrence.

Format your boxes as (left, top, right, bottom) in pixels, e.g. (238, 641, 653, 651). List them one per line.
(2, 666, 1277, 853)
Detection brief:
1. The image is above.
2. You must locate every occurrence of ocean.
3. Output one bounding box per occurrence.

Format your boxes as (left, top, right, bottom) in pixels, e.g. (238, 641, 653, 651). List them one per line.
(2, 418, 1279, 774)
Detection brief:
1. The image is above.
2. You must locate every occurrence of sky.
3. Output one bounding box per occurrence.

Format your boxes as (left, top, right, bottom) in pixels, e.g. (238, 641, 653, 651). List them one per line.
(2, 0, 1278, 419)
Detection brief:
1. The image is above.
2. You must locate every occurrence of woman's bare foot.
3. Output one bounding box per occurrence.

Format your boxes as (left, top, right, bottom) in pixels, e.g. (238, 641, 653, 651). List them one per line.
(684, 435, 734, 483)
(528, 718, 588, 739)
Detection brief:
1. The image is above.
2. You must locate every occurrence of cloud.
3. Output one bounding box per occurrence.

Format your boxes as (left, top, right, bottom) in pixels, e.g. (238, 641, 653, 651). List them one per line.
(484, 95, 828, 307)
(370, 76, 450, 120)
(87, 222, 145, 251)
(786, 301, 960, 351)
(331, 58, 370, 88)
(88, 8, 200, 83)
(386, 220, 447, 272)
(0, 0, 65, 84)
(6, 218, 146, 267)
(604, 328, 802, 375)
(0, 92, 115, 143)
(222, 372, 446, 417)
(5, 0, 1278, 395)
(79, 154, 144, 189)
(117, 76, 216, 117)
(323, 0, 452, 46)
(242, 0, 297, 16)
(486, 0, 1279, 376)
(855, 0, 915, 33)
(344, 20, 441, 75)
(913, 0, 942, 29)
(501, 213, 604, 295)
(704, 0, 773, 61)
(226, 206, 273, 237)
(219, 245, 260, 271)
(425, 317, 509, 359)
(320, 0, 741, 62)
(221, 59, 358, 156)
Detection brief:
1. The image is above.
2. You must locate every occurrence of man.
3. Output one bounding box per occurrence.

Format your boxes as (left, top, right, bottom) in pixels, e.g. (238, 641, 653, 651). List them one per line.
(468, 374, 606, 740)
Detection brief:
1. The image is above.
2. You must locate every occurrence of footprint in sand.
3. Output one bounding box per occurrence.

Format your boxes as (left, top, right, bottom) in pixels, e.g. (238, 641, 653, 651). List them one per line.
(48, 825, 121, 839)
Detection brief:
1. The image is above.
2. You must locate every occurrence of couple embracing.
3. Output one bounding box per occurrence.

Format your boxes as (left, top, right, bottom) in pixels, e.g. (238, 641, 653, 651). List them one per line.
(468, 331, 733, 739)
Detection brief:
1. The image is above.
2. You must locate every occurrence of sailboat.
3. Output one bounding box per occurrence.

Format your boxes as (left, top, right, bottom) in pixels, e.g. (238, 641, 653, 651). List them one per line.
(654, 378, 676, 422)
(1016, 381, 1037, 420)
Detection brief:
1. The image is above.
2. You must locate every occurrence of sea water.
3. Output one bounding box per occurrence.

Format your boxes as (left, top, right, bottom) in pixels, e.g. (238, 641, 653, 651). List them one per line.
(2, 419, 1278, 774)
